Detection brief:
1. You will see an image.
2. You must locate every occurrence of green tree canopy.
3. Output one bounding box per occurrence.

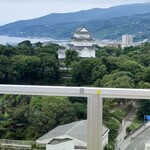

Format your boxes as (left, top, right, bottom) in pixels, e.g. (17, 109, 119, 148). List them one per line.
(64, 49, 79, 66)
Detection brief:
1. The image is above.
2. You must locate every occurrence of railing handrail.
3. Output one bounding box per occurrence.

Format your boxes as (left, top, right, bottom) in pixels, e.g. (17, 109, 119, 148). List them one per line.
(0, 85, 150, 150)
(0, 84, 150, 99)
(0, 139, 35, 146)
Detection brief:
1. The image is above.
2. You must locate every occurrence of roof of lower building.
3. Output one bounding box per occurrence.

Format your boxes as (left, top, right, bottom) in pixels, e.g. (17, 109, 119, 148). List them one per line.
(37, 120, 109, 144)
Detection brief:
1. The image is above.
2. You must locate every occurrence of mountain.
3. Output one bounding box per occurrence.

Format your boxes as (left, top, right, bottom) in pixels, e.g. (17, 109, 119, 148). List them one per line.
(0, 3, 150, 40)
(1, 3, 150, 27)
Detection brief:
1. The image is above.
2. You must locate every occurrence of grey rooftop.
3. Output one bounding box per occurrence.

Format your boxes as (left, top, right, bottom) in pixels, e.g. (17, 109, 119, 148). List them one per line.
(37, 120, 109, 144)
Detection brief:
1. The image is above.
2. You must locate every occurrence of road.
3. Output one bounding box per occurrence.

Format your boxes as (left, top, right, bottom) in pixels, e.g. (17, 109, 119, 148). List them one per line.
(116, 103, 139, 150)
(125, 125, 150, 150)
(116, 121, 150, 150)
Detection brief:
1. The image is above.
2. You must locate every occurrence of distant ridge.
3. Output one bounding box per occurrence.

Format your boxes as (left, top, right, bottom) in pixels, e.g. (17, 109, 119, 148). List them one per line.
(1, 3, 150, 26)
(0, 3, 150, 40)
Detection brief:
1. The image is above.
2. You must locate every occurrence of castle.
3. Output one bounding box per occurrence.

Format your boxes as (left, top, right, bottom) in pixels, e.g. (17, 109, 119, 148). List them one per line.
(58, 27, 96, 59)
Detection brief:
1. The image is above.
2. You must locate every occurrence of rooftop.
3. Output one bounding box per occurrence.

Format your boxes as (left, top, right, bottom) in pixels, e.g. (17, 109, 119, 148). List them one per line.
(37, 120, 109, 144)
(74, 27, 89, 34)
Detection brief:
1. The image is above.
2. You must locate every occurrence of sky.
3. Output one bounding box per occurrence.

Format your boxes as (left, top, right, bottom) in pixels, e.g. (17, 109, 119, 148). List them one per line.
(0, 0, 150, 26)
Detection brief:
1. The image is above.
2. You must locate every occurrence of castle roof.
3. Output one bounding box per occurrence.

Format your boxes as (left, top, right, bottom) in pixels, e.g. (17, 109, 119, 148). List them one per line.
(74, 27, 89, 34)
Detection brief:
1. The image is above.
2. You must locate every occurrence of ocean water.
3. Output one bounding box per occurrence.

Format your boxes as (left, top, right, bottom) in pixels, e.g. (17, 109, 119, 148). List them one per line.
(0, 35, 53, 45)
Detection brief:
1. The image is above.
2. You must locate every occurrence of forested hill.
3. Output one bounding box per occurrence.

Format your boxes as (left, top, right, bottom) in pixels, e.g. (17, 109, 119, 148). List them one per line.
(0, 13, 149, 41)
(0, 3, 150, 40)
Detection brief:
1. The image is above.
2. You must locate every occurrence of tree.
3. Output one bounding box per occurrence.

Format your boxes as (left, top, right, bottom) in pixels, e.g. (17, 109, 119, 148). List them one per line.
(68, 97, 87, 120)
(137, 100, 150, 120)
(138, 81, 150, 88)
(100, 71, 134, 88)
(0, 55, 9, 83)
(143, 67, 150, 82)
(64, 49, 79, 66)
(71, 58, 100, 85)
(91, 63, 107, 83)
(72, 103, 87, 119)
(120, 60, 143, 75)
(29, 97, 77, 135)
(138, 54, 150, 66)
(33, 42, 43, 48)
(40, 55, 60, 84)
(18, 40, 32, 48)
(101, 55, 129, 73)
(0, 45, 16, 57)
(103, 105, 110, 120)
(17, 44, 36, 56)
(104, 117, 120, 150)
(8, 55, 41, 83)
(37, 43, 60, 59)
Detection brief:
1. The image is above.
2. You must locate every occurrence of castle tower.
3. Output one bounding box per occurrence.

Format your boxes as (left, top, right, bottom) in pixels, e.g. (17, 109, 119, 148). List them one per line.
(69, 27, 95, 57)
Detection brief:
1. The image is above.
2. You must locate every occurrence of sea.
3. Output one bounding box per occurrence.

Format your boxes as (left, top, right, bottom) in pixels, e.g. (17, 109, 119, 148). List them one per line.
(0, 35, 54, 45)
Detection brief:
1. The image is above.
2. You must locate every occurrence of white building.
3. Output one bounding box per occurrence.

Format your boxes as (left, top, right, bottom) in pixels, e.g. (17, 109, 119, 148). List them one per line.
(46, 138, 74, 150)
(57, 47, 67, 59)
(145, 140, 150, 150)
(36, 120, 109, 150)
(122, 34, 133, 47)
(70, 27, 96, 58)
(70, 27, 93, 47)
(58, 27, 96, 59)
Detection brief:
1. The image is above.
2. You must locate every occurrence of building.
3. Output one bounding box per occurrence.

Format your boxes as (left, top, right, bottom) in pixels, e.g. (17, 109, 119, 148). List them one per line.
(69, 27, 96, 58)
(124, 121, 150, 150)
(57, 46, 67, 59)
(96, 40, 120, 47)
(122, 34, 133, 47)
(145, 140, 150, 150)
(36, 120, 109, 150)
(58, 27, 96, 58)
(46, 138, 74, 150)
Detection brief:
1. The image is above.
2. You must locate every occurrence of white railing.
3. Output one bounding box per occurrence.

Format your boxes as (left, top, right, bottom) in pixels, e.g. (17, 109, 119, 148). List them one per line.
(0, 139, 35, 147)
(0, 85, 150, 150)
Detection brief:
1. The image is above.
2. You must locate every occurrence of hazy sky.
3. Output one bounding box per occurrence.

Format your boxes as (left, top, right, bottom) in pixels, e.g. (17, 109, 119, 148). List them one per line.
(0, 0, 150, 25)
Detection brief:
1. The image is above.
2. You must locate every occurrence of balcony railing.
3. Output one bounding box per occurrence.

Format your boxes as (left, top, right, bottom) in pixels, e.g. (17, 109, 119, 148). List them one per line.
(0, 84, 150, 150)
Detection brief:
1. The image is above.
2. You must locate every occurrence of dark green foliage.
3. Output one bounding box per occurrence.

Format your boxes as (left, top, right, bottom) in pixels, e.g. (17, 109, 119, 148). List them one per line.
(72, 102, 87, 119)
(104, 118, 120, 150)
(0, 42, 61, 85)
(120, 60, 143, 75)
(28, 97, 77, 134)
(68, 97, 87, 120)
(0, 95, 86, 140)
(100, 72, 134, 88)
(64, 49, 79, 66)
(18, 40, 32, 48)
(72, 44, 150, 88)
(103, 105, 110, 120)
(137, 100, 150, 121)
(71, 58, 107, 85)
(143, 67, 150, 82)
(68, 97, 87, 103)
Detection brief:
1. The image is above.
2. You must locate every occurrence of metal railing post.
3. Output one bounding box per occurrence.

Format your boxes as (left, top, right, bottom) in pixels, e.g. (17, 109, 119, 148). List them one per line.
(87, 95, 103, 150)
